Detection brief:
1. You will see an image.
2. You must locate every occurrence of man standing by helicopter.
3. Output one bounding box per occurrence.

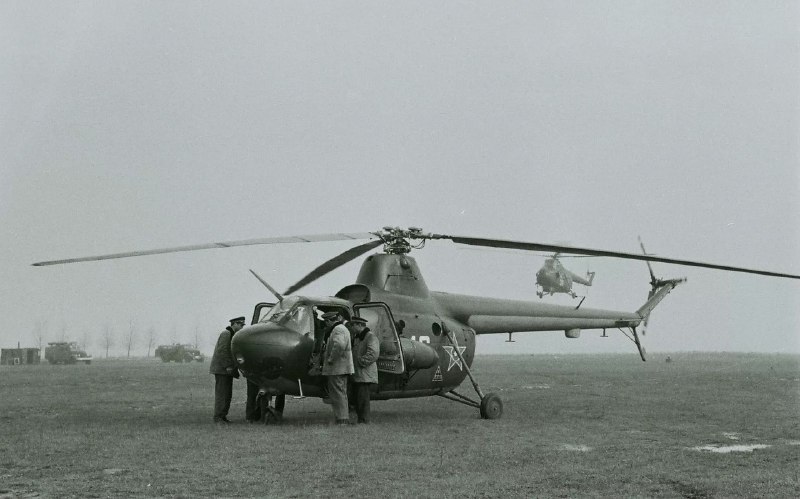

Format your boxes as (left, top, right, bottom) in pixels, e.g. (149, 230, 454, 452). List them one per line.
(210, 316, 244, 424)
(349, 316, 380, 424)
(321, 311, 354, 425)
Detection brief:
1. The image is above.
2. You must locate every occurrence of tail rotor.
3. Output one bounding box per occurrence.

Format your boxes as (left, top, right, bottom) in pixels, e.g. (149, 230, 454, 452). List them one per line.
(637, 237, 686, 335)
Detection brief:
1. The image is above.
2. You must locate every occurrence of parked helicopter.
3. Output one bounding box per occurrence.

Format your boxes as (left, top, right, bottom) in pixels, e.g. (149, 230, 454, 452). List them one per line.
(535, 253, 595, 298)
(32, 227, 800, 421)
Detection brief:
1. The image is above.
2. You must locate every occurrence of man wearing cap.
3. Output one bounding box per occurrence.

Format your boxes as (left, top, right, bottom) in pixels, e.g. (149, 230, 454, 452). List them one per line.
(320, 311, 354, 424)
(209, 316, 245, 424)
(350, 316, 380, 424)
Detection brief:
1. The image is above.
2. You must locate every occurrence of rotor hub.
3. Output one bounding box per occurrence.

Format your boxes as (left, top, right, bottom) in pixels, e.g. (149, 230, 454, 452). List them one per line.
(378, 226, 437, 254)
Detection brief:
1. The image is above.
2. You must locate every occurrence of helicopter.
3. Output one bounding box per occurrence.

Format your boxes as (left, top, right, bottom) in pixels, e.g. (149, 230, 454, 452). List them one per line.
(32, 227, 800, 421)
(535, 253, 595, 298)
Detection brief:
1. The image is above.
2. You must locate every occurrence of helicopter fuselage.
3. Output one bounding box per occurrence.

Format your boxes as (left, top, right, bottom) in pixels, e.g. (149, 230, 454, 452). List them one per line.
(232, 253, 640, 401)
(536, 257, 595, 297)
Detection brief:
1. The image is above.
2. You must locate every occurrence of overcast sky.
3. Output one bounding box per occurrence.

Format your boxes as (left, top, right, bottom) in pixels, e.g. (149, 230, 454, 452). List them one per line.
(2, 1, 798, 357)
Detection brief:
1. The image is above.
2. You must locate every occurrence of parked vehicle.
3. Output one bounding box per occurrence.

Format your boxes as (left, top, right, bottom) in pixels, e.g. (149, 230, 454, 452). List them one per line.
(155, 344, 204, 363)
(45, 342, 92, 364)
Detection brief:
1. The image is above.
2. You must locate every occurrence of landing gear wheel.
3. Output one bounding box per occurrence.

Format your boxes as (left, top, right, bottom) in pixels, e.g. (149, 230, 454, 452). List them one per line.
(256, 392, 268, 424)
(479, 392, 503, 419)
(264, 407, 282, 425)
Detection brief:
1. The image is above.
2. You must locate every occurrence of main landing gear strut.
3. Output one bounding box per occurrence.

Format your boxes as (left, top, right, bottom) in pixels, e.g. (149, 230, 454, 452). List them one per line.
(256, 390, 285, 424)
(437, 329, 503, 419)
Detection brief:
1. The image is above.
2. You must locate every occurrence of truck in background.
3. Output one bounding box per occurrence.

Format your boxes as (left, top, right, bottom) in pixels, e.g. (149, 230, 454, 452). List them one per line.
(44, 342, 92, 364)
(155, 344, 204, 363)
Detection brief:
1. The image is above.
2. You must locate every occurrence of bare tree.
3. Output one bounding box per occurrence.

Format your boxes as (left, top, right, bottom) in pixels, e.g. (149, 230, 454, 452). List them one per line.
(100, 324, 114, 358)
(124, 319, 136, 358)
(80, 329, 92, 354)
(33, 320, 48, 352)
(145, 326, 157, 357)
(59, 323, 68, 342)
(193, 325, 200, 350)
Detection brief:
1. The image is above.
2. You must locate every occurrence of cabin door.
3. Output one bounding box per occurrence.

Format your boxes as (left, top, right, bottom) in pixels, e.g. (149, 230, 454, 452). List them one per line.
(353, 302, 405, 375)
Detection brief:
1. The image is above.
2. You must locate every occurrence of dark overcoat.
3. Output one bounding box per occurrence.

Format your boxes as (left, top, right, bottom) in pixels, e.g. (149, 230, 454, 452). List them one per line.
(209, 326, 238, 376)
(352, 329, 380, 384)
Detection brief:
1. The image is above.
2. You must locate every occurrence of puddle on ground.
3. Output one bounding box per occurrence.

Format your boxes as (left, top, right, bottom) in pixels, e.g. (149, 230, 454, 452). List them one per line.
(722, 432, 740, 440)
(691, 444, 770, 453)
(520, 384, 551, 390)
(102, 468, 126, 475)
(559, 444, 591, 452)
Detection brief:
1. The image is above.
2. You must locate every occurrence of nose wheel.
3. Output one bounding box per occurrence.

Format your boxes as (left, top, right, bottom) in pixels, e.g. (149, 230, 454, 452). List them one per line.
(256, 391, 285, 424)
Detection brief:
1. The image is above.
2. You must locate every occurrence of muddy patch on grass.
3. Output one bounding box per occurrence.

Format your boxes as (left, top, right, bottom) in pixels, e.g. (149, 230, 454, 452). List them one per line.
(690, 444, 771, 453)
(0, 489, 41, 498)
(102, 468, 127, 475)
(666, 479, 714, 499)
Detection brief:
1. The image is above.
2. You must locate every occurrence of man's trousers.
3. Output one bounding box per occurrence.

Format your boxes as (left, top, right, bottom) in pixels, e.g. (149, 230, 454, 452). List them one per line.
(213, 374, 234, 421)
(326, 375, 350, 422)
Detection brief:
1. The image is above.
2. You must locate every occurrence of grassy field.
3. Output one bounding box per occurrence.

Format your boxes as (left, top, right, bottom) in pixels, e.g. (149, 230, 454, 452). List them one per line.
(1, 353, 798, 498)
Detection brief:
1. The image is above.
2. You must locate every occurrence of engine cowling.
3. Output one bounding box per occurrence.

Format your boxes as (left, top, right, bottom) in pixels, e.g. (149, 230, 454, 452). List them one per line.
(399, 338, 439, 369)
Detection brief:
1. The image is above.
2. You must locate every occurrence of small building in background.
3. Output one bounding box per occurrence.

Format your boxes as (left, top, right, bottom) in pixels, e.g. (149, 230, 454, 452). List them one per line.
(1, 347, 41, 365)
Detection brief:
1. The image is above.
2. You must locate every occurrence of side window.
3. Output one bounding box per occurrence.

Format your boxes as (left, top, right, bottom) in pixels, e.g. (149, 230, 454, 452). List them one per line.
(355, 307, 384, 336)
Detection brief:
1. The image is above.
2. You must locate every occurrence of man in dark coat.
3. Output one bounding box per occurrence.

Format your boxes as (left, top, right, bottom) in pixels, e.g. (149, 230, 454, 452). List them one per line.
(349, 317, 380, 424)
(210, 316, 245, 423)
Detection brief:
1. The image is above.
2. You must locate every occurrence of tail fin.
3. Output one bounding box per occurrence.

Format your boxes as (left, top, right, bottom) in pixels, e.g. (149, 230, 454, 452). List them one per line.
(636, 278, 686, 329)
(635, 237, 686, 333)
(569, 270, 595, 287)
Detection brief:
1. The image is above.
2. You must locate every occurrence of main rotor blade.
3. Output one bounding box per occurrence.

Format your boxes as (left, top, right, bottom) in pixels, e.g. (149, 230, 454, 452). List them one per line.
(31, 232, 377, 266)
(284, 239, 384, 295)
(248, 269, 283, 302)
(445, 235, 800, 280)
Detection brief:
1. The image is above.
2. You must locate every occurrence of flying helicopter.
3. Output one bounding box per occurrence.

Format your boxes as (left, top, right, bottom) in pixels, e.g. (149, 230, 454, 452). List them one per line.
(535, 253, 595, 298)
(32, 226, 800, 421)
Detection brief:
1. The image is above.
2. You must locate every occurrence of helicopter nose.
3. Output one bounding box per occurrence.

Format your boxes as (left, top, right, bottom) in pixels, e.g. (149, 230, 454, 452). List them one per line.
(231, 323, 312, 380)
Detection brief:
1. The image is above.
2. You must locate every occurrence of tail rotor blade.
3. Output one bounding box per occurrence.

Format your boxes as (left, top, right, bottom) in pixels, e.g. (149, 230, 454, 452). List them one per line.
(638, 236, 657, 285)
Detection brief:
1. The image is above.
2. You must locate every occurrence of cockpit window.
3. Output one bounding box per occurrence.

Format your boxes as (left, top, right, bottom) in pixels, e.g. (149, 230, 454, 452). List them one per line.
(282, 305, 311, 334)
(258, 297, 312, 334)
(259, 296, 299, 323)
